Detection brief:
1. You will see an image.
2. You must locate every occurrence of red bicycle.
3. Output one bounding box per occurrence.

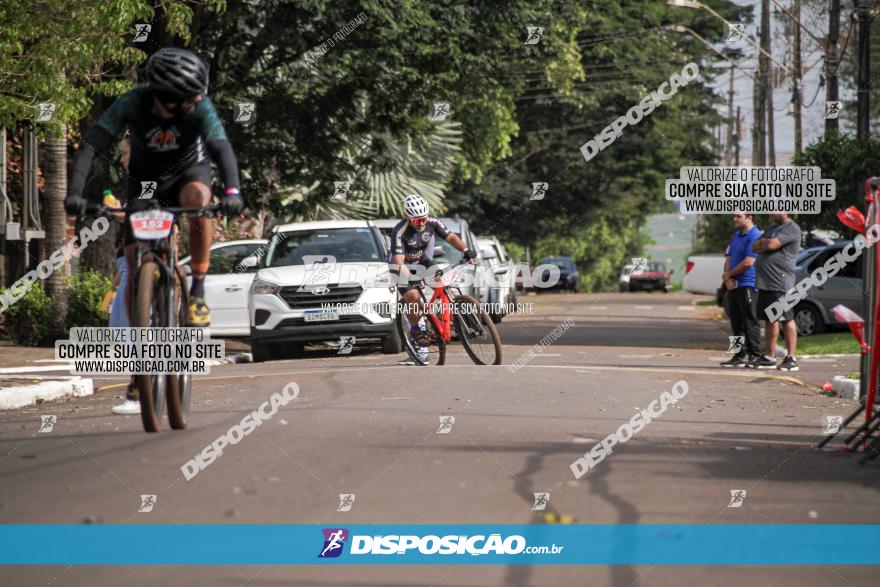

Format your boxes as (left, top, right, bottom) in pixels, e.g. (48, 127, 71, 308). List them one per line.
(397, 256, 502, 366)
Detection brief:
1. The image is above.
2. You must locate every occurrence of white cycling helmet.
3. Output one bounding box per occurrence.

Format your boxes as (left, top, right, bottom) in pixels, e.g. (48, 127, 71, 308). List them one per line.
(403, 194, 429, 220)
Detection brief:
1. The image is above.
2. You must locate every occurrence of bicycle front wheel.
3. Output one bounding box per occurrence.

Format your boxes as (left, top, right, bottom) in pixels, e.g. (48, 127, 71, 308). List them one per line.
(134, 261, 166, 432)
(452, 294, 502, 365)
(166, 265, 191, 430)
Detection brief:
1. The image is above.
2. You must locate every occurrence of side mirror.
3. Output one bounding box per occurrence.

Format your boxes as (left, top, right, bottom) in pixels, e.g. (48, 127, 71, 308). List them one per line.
(668, 269, 674, 275)
(238, 256, 260, 272)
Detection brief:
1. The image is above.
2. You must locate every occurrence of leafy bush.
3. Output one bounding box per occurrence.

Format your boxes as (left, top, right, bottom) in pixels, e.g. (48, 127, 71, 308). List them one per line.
(0, 285, 54, 346)
(65, 271, 112, 331)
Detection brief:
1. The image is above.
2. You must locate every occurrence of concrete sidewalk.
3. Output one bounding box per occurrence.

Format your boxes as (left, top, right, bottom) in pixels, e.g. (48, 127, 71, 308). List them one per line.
(0, 338, 253, 409)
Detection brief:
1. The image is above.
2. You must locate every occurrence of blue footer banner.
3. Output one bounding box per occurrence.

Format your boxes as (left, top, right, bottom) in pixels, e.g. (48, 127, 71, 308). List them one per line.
(1, 525, 878, 565)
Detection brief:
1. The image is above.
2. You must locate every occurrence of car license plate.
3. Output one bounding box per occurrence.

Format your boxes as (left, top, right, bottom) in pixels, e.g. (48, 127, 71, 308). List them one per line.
(304, 310, 338, 322)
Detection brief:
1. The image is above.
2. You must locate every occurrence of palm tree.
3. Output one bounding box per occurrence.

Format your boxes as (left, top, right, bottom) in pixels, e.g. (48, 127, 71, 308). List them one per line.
(281, 119, 462, 221)
(41, 124, 68, 335)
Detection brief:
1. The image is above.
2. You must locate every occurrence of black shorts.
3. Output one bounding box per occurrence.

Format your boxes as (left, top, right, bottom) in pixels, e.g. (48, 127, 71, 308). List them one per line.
(123, 164, 212, 244)
(397, 259, 434, 295)
(756, 290, 793, 322)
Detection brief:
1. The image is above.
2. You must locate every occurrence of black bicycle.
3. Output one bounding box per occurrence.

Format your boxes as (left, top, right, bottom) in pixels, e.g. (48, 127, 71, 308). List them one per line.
(91, 202, 219, 432)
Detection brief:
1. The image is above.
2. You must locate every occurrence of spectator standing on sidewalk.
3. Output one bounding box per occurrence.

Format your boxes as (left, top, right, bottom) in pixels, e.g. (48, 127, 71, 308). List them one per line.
(720, 213, 762, 367)
(751, 212, 802, 371)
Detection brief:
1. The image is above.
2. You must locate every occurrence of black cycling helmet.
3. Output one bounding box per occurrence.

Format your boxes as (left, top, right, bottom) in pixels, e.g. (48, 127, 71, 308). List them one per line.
(145, 48, 208, 100)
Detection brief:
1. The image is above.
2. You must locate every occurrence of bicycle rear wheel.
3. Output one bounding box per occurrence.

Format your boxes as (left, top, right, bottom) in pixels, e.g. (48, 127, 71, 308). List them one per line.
(134, 261, 166, 432)
(166, 265, 191, 430)
(396, 312, 446, 366)
(452, 294, 502, 365)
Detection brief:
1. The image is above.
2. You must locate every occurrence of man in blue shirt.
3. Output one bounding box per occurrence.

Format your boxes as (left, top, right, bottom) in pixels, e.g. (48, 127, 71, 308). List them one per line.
(720, 213, 763, 367)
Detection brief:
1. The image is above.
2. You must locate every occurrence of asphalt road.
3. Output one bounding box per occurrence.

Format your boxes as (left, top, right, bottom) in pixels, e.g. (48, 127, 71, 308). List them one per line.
(1, 292, 877, 586)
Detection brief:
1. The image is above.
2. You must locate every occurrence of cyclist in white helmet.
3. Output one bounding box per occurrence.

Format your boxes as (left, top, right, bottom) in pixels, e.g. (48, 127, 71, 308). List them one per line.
(390, 194, 476, 365)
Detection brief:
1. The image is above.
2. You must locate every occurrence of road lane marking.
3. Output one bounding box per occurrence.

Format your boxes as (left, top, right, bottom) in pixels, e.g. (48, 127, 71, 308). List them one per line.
(634, 305, 653, 310)
(190, 362, 809, 388)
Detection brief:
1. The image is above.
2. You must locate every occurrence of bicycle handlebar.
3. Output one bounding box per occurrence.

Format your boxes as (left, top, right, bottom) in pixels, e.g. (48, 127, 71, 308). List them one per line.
(86, 202, 222, 217)
(433, 255, 473, 280)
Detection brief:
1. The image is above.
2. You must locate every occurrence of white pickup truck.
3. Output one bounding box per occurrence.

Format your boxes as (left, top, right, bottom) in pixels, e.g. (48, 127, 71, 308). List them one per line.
(683, 254, 725, 298)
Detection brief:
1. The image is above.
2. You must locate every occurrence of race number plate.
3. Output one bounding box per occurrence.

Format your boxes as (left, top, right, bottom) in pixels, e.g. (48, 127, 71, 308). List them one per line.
(130, 210, 174, 240)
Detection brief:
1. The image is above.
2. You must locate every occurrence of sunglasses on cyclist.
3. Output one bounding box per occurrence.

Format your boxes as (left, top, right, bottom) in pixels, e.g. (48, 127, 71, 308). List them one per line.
(155, 91, 199, 114)
(410, 216, 429, 226)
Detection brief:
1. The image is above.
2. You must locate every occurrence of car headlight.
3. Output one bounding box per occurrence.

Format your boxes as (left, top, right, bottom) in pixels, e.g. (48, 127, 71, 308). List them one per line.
(251, 278, 280, 295)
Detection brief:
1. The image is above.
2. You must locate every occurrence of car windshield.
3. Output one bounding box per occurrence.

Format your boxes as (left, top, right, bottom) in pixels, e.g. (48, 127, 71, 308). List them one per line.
(647, 262, 666, 272)
(434, 236, 461, 264)
(540, 258, 570, 269)
(265, 228, 382, 267)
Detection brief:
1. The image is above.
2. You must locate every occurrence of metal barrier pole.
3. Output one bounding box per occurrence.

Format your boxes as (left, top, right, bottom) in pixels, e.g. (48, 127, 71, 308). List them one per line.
(861, 179, 877, 402)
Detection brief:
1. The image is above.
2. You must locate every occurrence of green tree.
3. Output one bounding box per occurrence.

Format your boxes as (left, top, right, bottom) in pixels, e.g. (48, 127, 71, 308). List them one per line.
(187, 0, 587, 220)
(793, 133, 880, 235)
(446, 0, 743, 290)
(0, 1, 221, 332)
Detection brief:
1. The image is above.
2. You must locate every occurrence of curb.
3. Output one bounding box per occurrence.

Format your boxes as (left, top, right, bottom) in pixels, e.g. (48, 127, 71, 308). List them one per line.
(0, 377, 94, 410)
(831, 376, 860, 400)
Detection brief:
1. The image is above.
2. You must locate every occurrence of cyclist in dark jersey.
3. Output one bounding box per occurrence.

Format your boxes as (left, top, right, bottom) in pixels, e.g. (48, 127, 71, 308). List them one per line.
(65, 48, 243, 327)
(391, 195, 475, 363)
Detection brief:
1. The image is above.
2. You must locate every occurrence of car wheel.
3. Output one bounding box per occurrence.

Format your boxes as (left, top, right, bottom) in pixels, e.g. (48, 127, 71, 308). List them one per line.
(382, 321, 403, 354)
(794, 304, 825, 337)
(251, 341, 275, 363)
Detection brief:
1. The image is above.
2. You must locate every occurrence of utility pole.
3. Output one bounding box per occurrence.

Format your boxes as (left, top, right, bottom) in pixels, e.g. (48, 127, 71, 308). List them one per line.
(727, 64, 735, 164)
(826, 0, 841, 134)
(792, 0, 802, 155)
(857, 0, 872, 139)
(753, 49, 766, 165)
(735, 107, 742, 166)
(762, 0, 775, 165)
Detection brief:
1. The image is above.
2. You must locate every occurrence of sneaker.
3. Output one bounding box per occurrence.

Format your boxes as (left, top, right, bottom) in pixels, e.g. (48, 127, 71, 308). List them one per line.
(187, 296, 211, 326)
(112, 399, 141, 415)
(720, 355, 748, 368)
(747, 355, 777, 369)
(778, 355, 799, 371)
(416, 347, 429, 363)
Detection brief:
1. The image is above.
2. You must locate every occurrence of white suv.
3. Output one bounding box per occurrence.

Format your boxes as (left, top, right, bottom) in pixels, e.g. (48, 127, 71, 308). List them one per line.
(248, 220, 401, 361)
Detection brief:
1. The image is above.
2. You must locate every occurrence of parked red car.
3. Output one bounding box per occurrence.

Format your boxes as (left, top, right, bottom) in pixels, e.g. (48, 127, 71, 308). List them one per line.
(627, 261, 672, 293)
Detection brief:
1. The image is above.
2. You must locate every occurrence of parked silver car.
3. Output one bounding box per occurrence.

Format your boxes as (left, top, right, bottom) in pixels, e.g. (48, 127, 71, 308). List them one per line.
(477, 236, 517, 323)
(792, 242, 862, 336)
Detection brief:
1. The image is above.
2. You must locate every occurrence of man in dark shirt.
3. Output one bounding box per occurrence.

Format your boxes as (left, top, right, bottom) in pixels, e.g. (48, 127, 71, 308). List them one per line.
(65, 48, 244, 327)
(390, 194, 475, 365)
(751, 213, 802, 371)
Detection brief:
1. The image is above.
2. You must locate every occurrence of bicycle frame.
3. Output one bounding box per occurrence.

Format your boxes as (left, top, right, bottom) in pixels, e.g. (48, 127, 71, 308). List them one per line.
(411, 259, 469, 343)
(96, 203, 219, 324)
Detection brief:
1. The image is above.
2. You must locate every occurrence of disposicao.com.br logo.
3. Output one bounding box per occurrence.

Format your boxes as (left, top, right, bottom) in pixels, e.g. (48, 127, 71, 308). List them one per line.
(317, 529, 563, 558)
